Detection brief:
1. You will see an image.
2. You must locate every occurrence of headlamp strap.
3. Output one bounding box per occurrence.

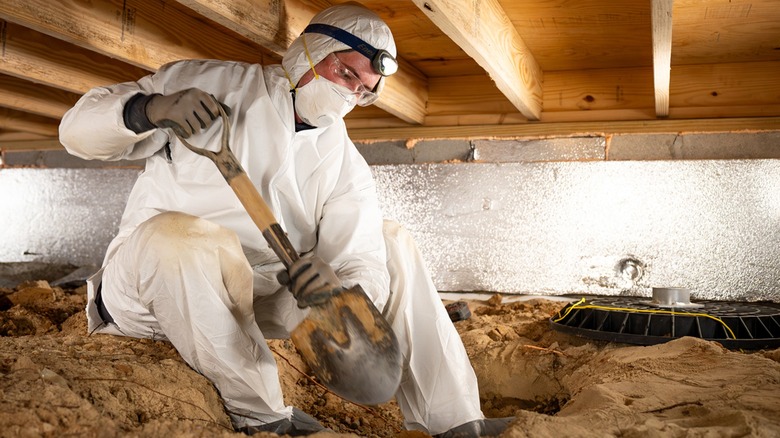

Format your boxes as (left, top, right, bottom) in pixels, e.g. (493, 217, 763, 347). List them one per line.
(304, 23, 378, 60)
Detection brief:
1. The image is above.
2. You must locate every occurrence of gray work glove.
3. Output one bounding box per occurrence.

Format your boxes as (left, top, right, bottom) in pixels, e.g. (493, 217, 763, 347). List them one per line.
(145, 88, 223, 138)
(123, 88, 230, 138)
(277, 256, 343, 308)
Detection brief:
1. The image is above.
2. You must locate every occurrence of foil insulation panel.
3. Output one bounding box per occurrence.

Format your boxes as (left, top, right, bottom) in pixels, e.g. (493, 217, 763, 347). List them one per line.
(0, 169, 138, 266)
(372, 160, 780, 302)
(3, 159, 780, 302)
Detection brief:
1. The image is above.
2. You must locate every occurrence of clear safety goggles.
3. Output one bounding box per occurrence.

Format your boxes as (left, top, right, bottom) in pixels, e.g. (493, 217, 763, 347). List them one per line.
(326, 53, 380, 107)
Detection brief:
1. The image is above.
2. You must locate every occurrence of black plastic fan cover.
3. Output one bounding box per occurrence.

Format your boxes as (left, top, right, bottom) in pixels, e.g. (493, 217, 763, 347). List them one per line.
(550, 295, 780, 350)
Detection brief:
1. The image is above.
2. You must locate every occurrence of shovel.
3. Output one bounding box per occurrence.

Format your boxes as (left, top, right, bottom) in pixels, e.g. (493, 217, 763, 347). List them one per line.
(175, 105, 402, 405)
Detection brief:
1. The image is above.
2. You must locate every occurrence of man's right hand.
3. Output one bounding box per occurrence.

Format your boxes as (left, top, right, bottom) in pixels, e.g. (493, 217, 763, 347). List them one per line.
(277, 255, 344, 308)
(145, 88, 223, 138)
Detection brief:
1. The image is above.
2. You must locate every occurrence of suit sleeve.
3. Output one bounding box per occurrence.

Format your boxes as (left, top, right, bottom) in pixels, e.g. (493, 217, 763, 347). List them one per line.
(316, 138, 391, 311)
(59, 60, 229, 161)
(58, 68, 173, 161)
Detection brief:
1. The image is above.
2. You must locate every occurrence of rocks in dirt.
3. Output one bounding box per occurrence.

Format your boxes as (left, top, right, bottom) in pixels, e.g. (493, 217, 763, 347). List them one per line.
(0, 277, 234, 437)
(0, 333, 232, 437)
(8, 280, 57, 305)
(0, 279, 86, 336)
(0, 307, 56, 337)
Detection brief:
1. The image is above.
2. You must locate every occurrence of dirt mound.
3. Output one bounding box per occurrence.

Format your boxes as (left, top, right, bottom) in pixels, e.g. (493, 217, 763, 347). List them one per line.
(462, 297, 780, 437)
(2, 281, 779, 437)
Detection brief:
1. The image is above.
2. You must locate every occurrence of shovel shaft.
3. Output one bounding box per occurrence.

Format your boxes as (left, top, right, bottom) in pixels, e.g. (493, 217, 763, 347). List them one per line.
(175, 104, 299, 269)
(226, 172, 299, 269)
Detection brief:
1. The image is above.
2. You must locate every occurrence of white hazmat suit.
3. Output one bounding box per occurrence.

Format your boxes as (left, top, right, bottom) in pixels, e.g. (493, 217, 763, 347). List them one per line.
(58, 4, 484, 435)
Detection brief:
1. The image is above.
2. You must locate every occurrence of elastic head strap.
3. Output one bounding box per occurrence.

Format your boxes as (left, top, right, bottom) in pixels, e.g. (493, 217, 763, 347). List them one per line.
(304, 23, 379, 60)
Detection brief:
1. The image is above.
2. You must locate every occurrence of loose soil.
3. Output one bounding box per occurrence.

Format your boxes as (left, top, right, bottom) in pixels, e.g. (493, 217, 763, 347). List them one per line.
(1, 278, 779, 437)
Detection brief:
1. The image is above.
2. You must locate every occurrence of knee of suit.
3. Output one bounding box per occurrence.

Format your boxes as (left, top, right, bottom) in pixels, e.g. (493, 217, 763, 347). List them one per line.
(137, 212, 245, 265)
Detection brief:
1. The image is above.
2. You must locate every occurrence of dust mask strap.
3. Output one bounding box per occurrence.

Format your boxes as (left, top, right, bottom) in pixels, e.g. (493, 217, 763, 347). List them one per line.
(284, 34, 321, 93)
(301, 34, 320, 85)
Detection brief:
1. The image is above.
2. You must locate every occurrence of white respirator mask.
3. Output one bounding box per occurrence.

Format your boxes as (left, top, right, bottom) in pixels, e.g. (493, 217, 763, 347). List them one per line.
(294, 75, 356, 128)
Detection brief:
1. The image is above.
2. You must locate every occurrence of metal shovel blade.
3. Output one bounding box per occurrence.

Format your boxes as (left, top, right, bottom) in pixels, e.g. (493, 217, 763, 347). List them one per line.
(291, 285, 402, 405)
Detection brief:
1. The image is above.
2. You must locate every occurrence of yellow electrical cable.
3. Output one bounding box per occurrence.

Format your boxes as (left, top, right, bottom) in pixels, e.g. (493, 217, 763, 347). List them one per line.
(552, 298, 737, 340)
(553, 297, 586, 322)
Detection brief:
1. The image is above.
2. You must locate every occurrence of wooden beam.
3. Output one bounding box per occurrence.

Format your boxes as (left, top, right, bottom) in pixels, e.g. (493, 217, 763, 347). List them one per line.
(545, 67, 654, 114)
(0, 131, 50, 142)
(377, 61, 428, 125)
(348, 103, 780, 129)
(385, 68, 655, 123)
(172, 0, 312, 57)
(426, 74, 516, 116)
(652, 0, 674, 117)
(0, 0, 263, 71)
(9, 115, 780, 147)
(0, 74, 81, 119)
(671, 61, 780, 108)
(424, 68, 655, 117)
(0, 21, 150, 94)
(411, 0, 543, 120)
(347, 117, 780, 141)
(672, 0, 780, 65)
(173, 0, 427, 124)
(0, 138, 62, 151)
(0, 107, 59, 137)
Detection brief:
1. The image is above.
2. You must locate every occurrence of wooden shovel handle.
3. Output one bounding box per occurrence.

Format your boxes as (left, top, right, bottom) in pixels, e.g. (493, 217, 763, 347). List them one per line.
(228, 172, 299, 268)
(176, 104, 299, 268)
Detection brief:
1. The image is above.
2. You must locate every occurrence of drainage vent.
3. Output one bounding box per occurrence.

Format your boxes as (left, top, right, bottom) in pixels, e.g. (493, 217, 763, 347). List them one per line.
(550, 294, 780, 350)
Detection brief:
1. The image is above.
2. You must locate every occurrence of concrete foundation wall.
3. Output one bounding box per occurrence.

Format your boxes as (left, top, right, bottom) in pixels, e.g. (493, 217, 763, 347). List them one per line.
(2, 131, 780, 301)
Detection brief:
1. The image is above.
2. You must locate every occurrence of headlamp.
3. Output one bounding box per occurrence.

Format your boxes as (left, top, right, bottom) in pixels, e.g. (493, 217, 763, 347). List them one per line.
(304, 23, 398, 77)
(373, 50, 398, 76)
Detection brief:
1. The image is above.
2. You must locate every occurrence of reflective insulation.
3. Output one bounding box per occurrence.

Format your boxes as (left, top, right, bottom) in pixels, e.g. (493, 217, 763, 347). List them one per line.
(372, 160, 780, 302)
(3, 160, 780, 302)
(0, 169, 138, 266)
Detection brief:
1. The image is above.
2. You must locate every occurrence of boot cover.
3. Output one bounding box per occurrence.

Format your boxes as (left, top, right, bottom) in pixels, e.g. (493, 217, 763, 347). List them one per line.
(433, 417, 514, 438)
(238, 407, 330, 436)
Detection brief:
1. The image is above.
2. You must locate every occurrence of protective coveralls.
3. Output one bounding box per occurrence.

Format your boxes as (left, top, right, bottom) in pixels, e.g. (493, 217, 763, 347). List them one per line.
(58, 4, 485, 435)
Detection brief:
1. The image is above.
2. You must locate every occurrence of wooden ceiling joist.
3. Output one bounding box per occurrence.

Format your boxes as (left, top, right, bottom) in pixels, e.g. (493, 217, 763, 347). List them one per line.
(172, 0, 310, 58)
(0, 0, 263, 71)
(0, 74, 81, 119)
(0, 107, 58, 137)
(0, 21, 150, 94)
(348, 116, 780, 142)
(412, 0, 543, 121)
(0, 138, 64, 151)
(652, 0, 674, 117)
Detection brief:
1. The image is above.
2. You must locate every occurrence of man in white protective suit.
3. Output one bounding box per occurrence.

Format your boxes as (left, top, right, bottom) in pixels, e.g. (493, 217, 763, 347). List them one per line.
(59, 3, 513, 437)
